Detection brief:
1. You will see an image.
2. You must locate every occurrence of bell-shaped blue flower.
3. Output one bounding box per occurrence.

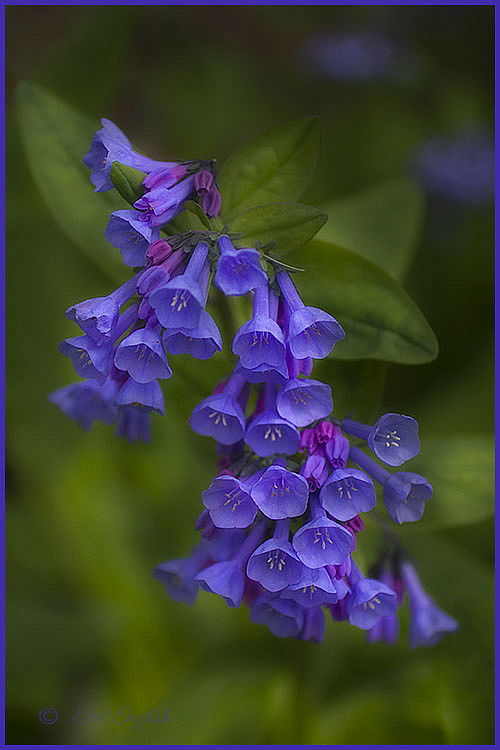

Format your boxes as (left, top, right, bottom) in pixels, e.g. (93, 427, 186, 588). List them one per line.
(250, 463, 309, 519)
(214, 235, 267, 296)
(60, 304, 138, 385)
(195, 522, 266, 607)
(154, 543, 212, 605)
(48, 378, 118, 430)
(104, 209, 159, 267)
(247, 519, 304, 592)
(233, 286, 286, 370)
(250, 592, 304, 638)
(319, 468, 376, 521)
(292, 496, 354, 568)
(234, 357, 289, 385)
(276, 377, 333, 427)
(59, 335, 114, 385)
(115, 376, 164, 414)
(299, 606, 326, 643)
(202, 473, 260, 529)
(280, 565, 344, 608)
(384, 472, 433, 524)
(346, 562, 398, 630)
(245, 384, 300, 457)
(114, 325, 172, 383)
(342, 413, 420, 467)
(349, 445, 432, 524)
(65, 276, 138, 344)
(163, 309, 222, 360)
(83, 118, 177, 192)
(402, 562, 458, 648)
(116, 405, 151, 443)
(277, 271, 345, 359)
(364, 569, 401, 645)
(149, 241, 209, 330)
(190, 374, 246, 445)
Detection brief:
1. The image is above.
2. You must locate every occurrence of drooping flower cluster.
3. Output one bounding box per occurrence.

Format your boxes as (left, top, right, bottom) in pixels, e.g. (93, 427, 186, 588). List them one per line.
(50, 118, 458, 648)
(154, 261, 457, 646)
(50, 119, 222, 442)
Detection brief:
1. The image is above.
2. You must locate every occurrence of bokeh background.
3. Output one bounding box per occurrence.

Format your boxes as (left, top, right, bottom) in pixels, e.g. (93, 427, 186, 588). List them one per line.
(6, 5, 494, 745)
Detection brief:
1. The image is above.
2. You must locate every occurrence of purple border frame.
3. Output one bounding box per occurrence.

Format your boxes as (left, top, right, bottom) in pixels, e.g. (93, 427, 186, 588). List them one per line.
(1, 1, 496, 748)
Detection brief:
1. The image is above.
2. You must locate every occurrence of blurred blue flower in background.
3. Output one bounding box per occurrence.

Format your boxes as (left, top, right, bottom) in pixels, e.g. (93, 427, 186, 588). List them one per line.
(410, 131, 493, 205)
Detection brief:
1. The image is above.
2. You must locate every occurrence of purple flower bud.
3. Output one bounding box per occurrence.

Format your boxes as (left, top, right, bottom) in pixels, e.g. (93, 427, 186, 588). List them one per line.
(146, 238, 172, 265)
(319, 468, 376, 521)
(201, 186, 221, 218)
(250, 593, 304, 638)
(143, 164, 188, 190)
(134, 175, 196, 227)
(300, 428, 318, 454)
(343, 413, 420, 467)
(301, 455, 329, 491)
(325, 425, 350, 469)
(214, 235, 267, 296)
(194, 169, 213, 192)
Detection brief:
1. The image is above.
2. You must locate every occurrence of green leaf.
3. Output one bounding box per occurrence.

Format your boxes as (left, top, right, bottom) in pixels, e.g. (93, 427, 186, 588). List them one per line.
(232, 201, 327, 256)
(184, 200, 213, 229)
(318, 178, 425, 282)
(110, 162, 145, 205)
(288, 239, 439, 363)
(315, 359, 388, 424)
(219, 116, 320, 222)
(16, 81, 126, 282)
(399, 434, 494, 531)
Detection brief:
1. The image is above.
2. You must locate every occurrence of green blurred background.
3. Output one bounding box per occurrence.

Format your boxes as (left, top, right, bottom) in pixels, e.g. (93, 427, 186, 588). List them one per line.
(6, 5, 494, 745)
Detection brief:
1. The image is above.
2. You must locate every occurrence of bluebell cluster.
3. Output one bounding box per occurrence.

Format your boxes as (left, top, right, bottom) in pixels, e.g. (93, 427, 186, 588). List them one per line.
(51, 119, 458, 647)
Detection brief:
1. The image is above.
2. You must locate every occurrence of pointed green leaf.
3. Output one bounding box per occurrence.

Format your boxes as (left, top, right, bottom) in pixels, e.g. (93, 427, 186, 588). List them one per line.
(318, 178, 425, 282)
(288, 239, 439, 363)
(16, 81, 126, 282)
(232, 201, 327, 256)
(110, 162, 145, 205)
(184, 200, 213, 230)
(219, 116, 320, 222)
